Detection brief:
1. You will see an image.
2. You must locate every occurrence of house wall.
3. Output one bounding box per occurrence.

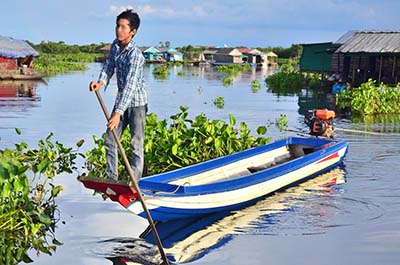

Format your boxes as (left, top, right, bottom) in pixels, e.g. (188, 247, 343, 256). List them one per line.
(336, 54, 400, 85)
(214, 54, 234, 63)
(0, 57, 15, 70)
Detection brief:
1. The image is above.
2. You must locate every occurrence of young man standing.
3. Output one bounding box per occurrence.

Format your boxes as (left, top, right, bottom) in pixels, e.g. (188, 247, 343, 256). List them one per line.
(89, 10, 147, 181)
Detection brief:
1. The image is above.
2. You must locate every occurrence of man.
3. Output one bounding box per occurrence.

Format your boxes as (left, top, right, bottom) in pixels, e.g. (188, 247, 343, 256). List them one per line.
(89, 10, 147, 181)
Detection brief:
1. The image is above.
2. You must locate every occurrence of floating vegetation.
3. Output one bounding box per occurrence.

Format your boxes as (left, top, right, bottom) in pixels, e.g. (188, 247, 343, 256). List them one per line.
(336, 79, 400, 115)
(251, 79, 262, 92)
(167, 61, 183, 67)
(152, 66, 169, 79)
(265, 72, 304, 96)
(0, 130, 83, 264)
(81, 107, 274, 180)
(223, 76, 233, 87)
(274, 114, 289, 132)
(191, 72, 199, 77)
(213, 96, 225, 109)
(35, 53, 101, 75)
(177, 70, 185, 76)
(216, 63, 251, 76)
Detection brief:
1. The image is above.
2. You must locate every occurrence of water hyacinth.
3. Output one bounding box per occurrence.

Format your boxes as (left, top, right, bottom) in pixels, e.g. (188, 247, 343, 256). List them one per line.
(0, 130, 84, 264)
(82, 107, 277, 181)
(336, 79, 400, 115)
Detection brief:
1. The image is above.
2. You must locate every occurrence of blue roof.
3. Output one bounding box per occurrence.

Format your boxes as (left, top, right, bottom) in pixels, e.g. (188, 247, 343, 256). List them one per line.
(0, 36, 39, 58)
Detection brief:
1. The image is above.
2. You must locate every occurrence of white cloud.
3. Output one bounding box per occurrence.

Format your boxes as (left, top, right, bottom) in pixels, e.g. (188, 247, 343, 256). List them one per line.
(138, 4, 176, 16)
(109, 4, 209, 19)
(109, 5, 134, 15)
(109, 4, 176, 17)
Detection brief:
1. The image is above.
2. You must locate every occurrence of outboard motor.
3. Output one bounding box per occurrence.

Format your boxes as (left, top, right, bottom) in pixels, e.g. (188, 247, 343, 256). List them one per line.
(304, 109, 335, 138)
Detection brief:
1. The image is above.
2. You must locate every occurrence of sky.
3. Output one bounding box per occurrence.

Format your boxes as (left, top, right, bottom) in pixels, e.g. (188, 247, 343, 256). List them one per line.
(1, 0, 399, 48)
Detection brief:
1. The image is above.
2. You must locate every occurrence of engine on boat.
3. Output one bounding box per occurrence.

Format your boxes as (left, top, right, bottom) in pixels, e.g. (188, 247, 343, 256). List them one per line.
(304, 109, 335, 138)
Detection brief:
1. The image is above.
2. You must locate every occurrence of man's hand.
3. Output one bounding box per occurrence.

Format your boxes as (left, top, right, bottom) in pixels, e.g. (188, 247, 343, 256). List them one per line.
(108, 113, 121, 130)
(89, 81, 102, 92)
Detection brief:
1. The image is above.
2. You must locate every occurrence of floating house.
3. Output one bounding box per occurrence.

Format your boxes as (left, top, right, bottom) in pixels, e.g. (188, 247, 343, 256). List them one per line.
(204, 48, 244, 65)
(238, 48, 267, 67)
(265, 51, 278, 67)
(141, 46, 163, 62)
(300, 31, 400, 85)
(0, 35, 45, 80)
(158, 47, 183, 62)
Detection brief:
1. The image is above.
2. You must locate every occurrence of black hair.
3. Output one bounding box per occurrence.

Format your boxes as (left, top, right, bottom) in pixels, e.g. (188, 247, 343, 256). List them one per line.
(117, 9, 140, 31)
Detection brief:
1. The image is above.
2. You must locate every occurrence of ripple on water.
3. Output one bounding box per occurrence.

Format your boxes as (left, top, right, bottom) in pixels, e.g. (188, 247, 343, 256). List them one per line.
(231, 167, 385, 236)
(91, 237, 162, 265)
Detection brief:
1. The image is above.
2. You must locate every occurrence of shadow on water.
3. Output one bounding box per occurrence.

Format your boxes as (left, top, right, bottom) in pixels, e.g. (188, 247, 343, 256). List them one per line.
(91, 166, 384, 264)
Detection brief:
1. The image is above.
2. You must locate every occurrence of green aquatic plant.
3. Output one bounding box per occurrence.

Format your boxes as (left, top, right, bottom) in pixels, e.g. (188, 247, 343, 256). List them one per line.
(0, 130, 83, 264)
(223, 76, 233, 87)
(336, 79, 400, 115)
(177, 70, 185, 76)
(265, 72, 304, 96)
(216, 63, 251, 76)
(251, 79, 262, 92)
(34, 53, 101, 75)
(213, 96, 225, 109)
(152, 66, 170, 79)
(82, 107, 273, 180)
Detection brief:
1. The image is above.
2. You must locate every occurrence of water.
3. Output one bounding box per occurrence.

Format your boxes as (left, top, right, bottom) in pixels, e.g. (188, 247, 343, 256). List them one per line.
(1, 64, 399, 265)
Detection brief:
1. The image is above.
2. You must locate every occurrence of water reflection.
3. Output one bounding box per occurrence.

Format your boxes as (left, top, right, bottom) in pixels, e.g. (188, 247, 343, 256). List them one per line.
(0, 80, 43, 119)
(297, 89, 337, 115)
(97, 167, 354, 264)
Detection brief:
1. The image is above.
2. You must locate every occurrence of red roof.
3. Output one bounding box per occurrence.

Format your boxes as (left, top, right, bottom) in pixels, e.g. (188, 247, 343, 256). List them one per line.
(238, 48, 251, 54)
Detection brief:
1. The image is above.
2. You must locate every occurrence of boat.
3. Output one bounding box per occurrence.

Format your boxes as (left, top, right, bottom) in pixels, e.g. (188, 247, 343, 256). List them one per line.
(95, 168, 346, 264)
(79, 136, 348, 221)
(0, 71, 47, 80)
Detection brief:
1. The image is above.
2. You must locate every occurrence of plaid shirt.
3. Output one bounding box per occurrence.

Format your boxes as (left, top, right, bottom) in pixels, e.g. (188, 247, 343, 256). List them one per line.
(98, 38, 147, 114)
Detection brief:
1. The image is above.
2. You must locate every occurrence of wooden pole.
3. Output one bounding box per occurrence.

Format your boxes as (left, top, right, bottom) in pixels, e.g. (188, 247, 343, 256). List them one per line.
(94, 91, 170, 265)
(378, 56, 383, 83)
(392, 55, 396, 80)
(351, 56, 355, 85)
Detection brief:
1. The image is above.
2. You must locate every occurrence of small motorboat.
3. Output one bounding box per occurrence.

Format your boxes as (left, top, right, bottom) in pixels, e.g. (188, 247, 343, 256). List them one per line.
(80, 136, 348, 221)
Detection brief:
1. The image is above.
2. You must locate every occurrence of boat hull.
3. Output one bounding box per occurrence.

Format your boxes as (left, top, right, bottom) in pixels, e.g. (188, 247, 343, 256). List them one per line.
(125, 137, 348, 221)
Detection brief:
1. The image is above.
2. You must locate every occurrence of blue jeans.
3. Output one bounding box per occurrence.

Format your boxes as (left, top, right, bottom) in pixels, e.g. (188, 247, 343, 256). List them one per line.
(104, 105, 146, 181)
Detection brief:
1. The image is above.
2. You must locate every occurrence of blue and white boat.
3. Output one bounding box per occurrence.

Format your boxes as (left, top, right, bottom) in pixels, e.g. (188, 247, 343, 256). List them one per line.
(80, 137, 348, 221)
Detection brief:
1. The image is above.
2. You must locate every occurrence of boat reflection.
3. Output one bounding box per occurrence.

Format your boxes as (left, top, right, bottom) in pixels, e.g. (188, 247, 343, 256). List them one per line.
(104, 167, 346, 264)
(0, 80, 43, 116)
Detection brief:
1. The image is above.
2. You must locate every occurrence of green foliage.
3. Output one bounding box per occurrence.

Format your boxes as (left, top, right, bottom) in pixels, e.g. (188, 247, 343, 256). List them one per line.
(82, 107, 272, 180)
(152, 66, 170, 79)
(0, 131, 83, 264)
(257, 44, 303, 59)
(29, 40, 107, 54)
(265, 72, 304, 96)
(304, 73, 322, 88)
(216, 63, 251, 76)
(223, 76, 233, 87)
(336, 79, 400, 115)
(251, 79, 262, 93)
(34, 53, 101, 75)
(280, 63, 294, 73)
(213, 96, 225, 109)
(274, 114, 289, 132)
(177, 70, 185, 76)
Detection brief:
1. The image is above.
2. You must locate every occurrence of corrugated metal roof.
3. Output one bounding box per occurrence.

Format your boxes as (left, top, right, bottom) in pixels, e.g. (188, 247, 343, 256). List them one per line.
(0, 36, 39, 58)
(335, 31, 400, 53)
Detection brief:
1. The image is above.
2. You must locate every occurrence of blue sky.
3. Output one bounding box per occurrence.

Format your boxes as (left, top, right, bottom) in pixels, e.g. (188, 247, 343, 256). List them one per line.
(2, 0, 399, 47)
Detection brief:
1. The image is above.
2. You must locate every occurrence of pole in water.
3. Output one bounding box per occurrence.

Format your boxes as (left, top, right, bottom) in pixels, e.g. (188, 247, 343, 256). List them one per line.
(94, 91, 170, 265)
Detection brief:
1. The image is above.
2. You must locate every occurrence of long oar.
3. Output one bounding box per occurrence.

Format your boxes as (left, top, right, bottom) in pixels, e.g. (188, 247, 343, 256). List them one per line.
(94, 90, 170, 265)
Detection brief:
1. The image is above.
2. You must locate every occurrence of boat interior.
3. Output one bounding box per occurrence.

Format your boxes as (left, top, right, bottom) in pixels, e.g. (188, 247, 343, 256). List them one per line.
(168, 144, 316, 187)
